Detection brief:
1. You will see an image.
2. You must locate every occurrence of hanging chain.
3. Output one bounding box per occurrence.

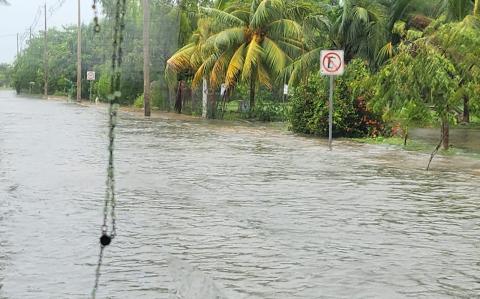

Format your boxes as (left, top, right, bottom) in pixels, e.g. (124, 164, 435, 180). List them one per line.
(92, 0, 100, 33)
(91, 0, 127, 298)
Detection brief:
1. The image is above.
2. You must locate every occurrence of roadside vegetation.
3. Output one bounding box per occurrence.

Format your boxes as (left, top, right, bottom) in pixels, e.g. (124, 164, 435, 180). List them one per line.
(5, 0, 480, 153)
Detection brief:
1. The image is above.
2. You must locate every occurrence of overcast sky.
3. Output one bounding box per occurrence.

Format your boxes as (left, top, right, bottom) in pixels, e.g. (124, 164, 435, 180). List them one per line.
(0, 0, 95, 63)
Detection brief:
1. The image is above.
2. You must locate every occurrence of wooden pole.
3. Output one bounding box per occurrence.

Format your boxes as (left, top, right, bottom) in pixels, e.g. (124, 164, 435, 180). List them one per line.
(44, 2, 48, 99)
(143, 0, 151, 116)
(76, 0, 82, 102)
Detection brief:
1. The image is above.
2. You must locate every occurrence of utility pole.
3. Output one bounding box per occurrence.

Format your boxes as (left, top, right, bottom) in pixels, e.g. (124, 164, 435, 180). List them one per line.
(44, 2, 48, 99)
(76, 0, 82, 102)
(143, 0, 151, 116)
(16, 33, 19, 57)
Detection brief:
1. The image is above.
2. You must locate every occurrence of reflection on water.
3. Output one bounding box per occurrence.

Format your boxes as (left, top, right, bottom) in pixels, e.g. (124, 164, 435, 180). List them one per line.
(1, 90, 480, 299)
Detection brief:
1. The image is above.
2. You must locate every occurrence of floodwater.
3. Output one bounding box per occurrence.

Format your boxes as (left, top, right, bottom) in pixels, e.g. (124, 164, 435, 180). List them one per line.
(0, 90, 479, 299)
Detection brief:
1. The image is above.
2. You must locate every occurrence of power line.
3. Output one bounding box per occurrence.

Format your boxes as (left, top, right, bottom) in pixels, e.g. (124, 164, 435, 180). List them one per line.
(15, 0, 69, 55)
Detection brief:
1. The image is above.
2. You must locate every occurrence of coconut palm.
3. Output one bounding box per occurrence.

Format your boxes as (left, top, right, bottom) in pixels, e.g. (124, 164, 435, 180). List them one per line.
(167, 0, 303, 110)
(286, 0, 389, 84)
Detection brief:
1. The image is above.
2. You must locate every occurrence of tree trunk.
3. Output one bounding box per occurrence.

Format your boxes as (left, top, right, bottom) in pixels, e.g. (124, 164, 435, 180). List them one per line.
(202, 78, 208, 118)
(174, 80, 183, 113)
(463, 95, 470, 123)
(475, 0, 480, 16)
(441, 119, 449, 150)
(143, 0, 151, 116)
(249, 75, 255, 111)
(208, 87, 216, 119)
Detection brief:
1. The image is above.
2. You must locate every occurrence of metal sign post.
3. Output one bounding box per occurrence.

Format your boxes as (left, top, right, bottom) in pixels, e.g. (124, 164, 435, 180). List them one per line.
(87, 71, 96, 102)
(320, 50, 345, 150)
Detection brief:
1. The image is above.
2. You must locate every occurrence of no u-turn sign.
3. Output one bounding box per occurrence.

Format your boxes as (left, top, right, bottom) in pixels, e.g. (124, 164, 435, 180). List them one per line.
(321, 50, 345, 76)
(320, 49, 345, 150)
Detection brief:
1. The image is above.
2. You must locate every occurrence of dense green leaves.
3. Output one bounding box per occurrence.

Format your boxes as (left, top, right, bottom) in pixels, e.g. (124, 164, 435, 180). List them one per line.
(289, 59, 384, 138)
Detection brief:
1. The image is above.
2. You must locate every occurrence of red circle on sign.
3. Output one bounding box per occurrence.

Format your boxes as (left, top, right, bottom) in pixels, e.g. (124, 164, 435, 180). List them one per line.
(322, 52, 342, 73)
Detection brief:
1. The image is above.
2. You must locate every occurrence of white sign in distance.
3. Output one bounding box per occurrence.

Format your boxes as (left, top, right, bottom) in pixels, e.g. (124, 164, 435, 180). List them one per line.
(283, 84, 289, 95)
(220, 84, 226, 96)
(320, 50, 345, 76)
(86, 71, 96, 81)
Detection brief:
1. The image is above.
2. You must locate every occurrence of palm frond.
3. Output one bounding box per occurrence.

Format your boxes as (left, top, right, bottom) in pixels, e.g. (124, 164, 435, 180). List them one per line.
(225, 44, 247, 88)
(214, 27, 245, 50)
(242, 36, 263, 81)
(200, 7, 245, 28)
(266, 19, 303, 40)
(250, 0, 285, 29)
(262, 37, 288, 75)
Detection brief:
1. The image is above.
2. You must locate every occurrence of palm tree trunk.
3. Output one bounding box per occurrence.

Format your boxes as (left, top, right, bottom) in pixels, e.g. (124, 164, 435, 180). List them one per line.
(202, 78, 208, 118)
(475, 0, 480, 16)
(249, 75, 255, 111)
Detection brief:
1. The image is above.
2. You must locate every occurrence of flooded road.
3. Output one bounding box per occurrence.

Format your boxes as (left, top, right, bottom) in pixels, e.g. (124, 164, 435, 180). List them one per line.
(1, 90, 479, 299)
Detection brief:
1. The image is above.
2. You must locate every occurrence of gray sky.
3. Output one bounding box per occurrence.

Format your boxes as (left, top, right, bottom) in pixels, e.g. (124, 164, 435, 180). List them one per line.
(0, 0, 95, 63)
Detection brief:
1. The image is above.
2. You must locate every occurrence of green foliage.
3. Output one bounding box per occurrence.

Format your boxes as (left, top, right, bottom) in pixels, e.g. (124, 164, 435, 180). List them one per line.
(0, 63, 11, 87)
(12, 1, 180, 104)
(253, 100, 287, 122)
(371, 43, 460, 125)
(288, 59, 384, 137)
(134, 93, 144, 108)
(428, 17, 480, 115)
(96, 72, 111, 101)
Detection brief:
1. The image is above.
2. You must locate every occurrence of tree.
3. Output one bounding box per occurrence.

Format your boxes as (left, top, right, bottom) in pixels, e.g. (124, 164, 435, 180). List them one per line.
(372, 43, 460, 151)
(168, 0, 303, 111)
(0, 63, 11, 87)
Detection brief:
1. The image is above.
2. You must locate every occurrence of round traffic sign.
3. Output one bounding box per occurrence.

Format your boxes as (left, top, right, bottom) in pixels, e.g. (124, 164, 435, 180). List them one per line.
(322, 52, 342, 73)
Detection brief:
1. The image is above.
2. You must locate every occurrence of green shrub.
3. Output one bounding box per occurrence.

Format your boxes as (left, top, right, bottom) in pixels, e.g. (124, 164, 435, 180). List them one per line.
(96, 72, 111, 101)
(133, 94, 144, 108)
(253, 100, 287, 122)
(288, 59, 384, 138)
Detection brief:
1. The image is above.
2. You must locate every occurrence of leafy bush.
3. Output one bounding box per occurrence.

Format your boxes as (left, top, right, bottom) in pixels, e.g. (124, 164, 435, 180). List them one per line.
(288, 59, 384, 138)
(96, 72, 111, 101)
(133, 94, 144, 108)
(253, 100, 288, 122)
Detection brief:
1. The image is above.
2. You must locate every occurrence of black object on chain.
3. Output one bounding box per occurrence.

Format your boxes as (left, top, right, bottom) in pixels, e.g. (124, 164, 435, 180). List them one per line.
(92, 0, 100, 32)
(91, 0, 127, 298)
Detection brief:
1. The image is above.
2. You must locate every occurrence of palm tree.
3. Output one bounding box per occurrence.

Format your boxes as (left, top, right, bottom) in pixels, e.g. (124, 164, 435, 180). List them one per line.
(287, 0, 388, 84)
(168, 0, 303, 110)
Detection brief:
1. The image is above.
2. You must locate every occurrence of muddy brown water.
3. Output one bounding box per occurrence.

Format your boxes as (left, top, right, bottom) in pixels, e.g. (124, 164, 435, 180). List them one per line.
(1, 91, 479, 298)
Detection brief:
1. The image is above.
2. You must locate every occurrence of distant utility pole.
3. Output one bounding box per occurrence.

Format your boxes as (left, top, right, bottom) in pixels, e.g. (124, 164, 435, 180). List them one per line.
(44, 2, 48, 99)
(76, 0, 82, 102)
(16, 33, 19, 56)
(143, 0, 151, 117)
